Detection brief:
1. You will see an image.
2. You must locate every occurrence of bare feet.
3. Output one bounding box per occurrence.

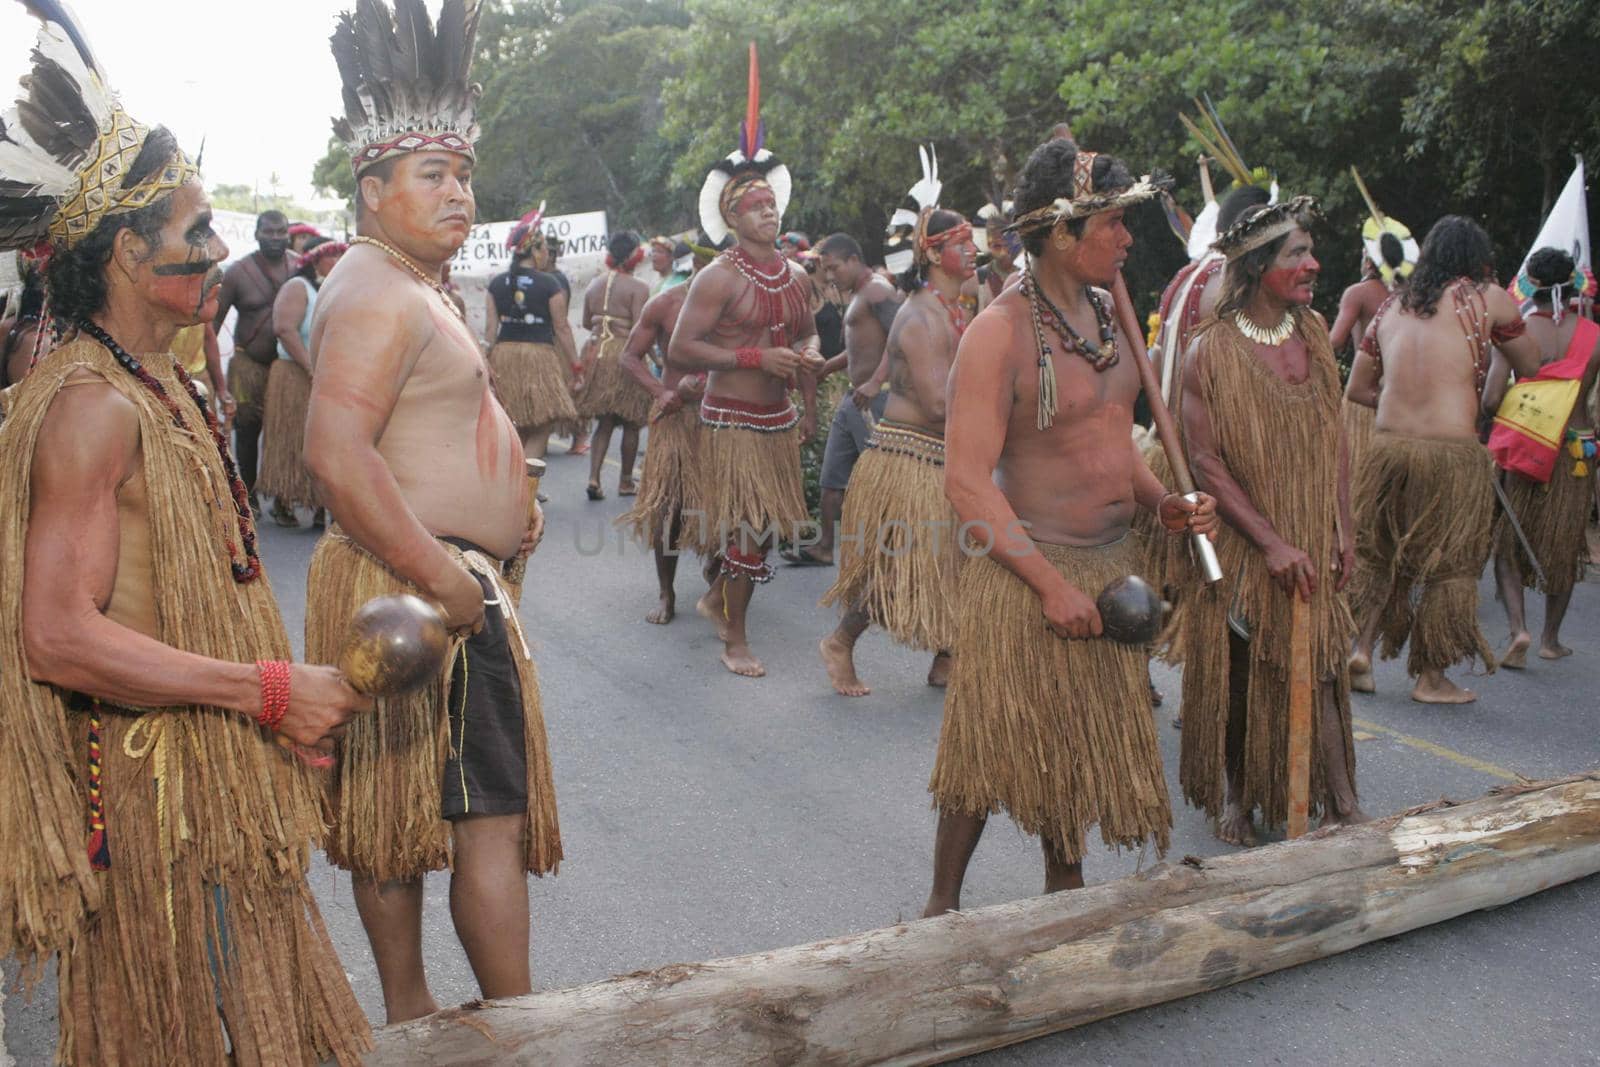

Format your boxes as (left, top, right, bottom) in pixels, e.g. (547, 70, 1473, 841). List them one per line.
(721, 641, 766, 678)
(1501, 631, 1531, 670)
(695, 588, 729, 641)
(1215, 802, 1256, 847)
(1538, 640, 1573, 660)
(1410, 672, 1476, 704)
(1348, 651, 1376, 693)
(821, 633, 870, 697)
(780, 545, 833, 567)
(926, 651, 952, 688)
(646, 593, 675, 625)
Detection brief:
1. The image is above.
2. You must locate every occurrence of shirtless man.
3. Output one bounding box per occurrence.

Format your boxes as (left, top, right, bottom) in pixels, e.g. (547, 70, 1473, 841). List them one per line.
(669, 137, 823, 677)
(617, 244, 713, 623)
(577, 231, 652, 498)
(1345, 216, 1542, 703)
(974, 201, 1018, 313)
(304, 1, 561, 1021)
(786, 232, 900, 566)
(213, 209, 292, 517)
(820, 210, 974, 695)
(1484, 247, 1600, 666)
(926, 138, 1216, 912)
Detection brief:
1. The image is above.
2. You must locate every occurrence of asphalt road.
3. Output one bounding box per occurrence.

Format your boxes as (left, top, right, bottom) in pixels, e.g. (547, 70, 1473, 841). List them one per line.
(5, 442, 1599, 1065)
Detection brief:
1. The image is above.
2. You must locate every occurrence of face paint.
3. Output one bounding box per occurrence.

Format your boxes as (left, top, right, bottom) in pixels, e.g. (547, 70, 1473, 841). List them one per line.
(1262, 229, 1319, 305)
(938, 237, 977, 280)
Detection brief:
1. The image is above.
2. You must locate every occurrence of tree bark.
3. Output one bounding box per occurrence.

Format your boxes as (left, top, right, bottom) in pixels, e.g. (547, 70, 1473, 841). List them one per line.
(362, 775, 1600, 1066)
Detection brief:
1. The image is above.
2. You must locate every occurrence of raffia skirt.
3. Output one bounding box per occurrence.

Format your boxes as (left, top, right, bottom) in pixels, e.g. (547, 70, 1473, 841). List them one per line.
(1341, 398, 1376, 486)
(58, 710, 371, 1066)
(1494, 453, 1595, 600)
(226, 353, 271, 427)
(304, 532, 562, 881)
(490, 340, 579, 434)
(257, 359, 318, 509)
(1133, 438, 1191, 663)
(1350, 431, 1497, 676)
(929, 536, 1172, 862)
(616, 400, 709, 554)
(820, 421, 960, 652)
(577, 335, 653, 425)
(699, 395, 809, 554)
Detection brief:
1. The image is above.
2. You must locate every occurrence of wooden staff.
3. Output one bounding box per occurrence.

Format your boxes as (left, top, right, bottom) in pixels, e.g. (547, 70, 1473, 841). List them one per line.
(1287, 592, 1313, 838)
(1109, 271, 1221, 583)
(504, 457, 546, 606)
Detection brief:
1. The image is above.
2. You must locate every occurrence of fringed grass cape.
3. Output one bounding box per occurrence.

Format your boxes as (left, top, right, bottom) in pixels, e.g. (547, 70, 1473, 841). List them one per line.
(1177, 314, 1357, 827)
(0, 337, 369, 1064)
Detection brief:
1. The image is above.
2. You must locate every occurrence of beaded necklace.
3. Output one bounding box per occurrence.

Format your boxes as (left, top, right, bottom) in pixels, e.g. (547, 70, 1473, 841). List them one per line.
(1023, 268, 1120, 430)
(351, 235, 464, 321)
(931, 286, 969, 339)
(76, 319, 261, 582)
(1232, 308, 1295, 346)
(724, 246, 811, 349)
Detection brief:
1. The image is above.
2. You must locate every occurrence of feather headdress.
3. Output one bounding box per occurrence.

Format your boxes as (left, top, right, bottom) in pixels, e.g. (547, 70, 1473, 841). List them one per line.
(0, 1, 198, 252)
(507, 200, 546, 255)
(331, 0, 483, 176)
(1007, 151, 1171, 241)
(884, 144, 942, 275)
(697, 43, 791, 246)
(1350, 167, 1417, 287)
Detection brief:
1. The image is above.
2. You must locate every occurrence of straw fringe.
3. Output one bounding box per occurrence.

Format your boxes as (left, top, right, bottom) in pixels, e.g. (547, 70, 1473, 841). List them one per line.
(820, 429, 961, 651)
(1494, 464, 1593, 599)
(1349, 431, 1497, 676)
(929, 538, 1171, 862)
(0, 338, 368, 1063)
(615, 401, 709, 554)
(489, 340, 579, 433)
(257, 359, 319, 509)
(306, 533, 562, 881)
(1134, 439, 1195, 663)
(226, 353, 271, 425)
(577, 335, 653, 424)
(699, 420, 809, 547)
(1341, 397, 1375, 488)
(1176, 315, 1356, 827)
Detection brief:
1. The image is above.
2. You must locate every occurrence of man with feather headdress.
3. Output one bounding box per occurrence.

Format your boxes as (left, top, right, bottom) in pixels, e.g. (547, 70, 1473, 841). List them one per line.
(667, 44, 825, 679)
(0, 2, 372, 1061)
(303, 0, 561, 1023)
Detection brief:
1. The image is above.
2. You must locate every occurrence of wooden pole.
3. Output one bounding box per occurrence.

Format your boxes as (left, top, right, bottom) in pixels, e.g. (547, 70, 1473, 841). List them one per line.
(1286, 593, 1313, 838)
(1110, 272, 1221, 582)
(360, 775, 1600, 1067)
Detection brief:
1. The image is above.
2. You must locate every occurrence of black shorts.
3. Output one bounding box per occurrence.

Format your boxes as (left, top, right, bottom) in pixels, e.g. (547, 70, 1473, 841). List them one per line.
(441, 540, 529, 820)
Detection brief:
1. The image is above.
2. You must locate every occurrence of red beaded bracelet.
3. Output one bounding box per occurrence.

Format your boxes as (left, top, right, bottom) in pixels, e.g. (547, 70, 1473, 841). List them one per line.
(255, 659, 291, 731)
(735, 346, 762, 370)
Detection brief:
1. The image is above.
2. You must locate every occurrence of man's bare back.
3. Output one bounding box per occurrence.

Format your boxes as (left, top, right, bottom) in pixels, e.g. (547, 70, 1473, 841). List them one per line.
(312, 246, 526, 560)
(881, 291, 958, 433)
(1328, 277, 1389, 353)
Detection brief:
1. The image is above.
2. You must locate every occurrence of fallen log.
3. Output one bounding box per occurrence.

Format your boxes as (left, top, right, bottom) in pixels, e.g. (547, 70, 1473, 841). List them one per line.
(366, 774, 1600, 1066)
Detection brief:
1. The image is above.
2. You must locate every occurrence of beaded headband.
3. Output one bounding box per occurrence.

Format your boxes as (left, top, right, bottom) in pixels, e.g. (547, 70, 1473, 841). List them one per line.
(1213, 196, 1320, 261)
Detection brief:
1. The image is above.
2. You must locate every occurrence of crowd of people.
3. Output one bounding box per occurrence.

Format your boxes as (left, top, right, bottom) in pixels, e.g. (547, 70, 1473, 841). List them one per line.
(0, 0, 1593, 1062)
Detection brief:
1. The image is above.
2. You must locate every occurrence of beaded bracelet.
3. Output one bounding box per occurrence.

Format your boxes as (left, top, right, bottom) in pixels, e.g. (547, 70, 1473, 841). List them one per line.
(255, 659, 291, 731)
(735, 346, 762, 370)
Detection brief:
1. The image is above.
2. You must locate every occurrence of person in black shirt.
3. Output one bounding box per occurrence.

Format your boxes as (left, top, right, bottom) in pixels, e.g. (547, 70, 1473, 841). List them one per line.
(484, 207, 580, 460)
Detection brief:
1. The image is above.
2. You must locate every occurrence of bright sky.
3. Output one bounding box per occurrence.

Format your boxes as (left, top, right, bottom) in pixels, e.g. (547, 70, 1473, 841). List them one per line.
(0, 0, 372, 204)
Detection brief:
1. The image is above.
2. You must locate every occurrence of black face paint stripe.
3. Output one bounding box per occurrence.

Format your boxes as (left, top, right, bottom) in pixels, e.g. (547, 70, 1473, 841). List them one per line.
(152, 260, 216, 276)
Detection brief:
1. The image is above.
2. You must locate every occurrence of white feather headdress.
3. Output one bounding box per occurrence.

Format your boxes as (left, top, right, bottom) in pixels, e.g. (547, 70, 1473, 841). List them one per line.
(332, 0, 483, 176)
(884, 144, 941, 275)
(697, 43, 791, 246)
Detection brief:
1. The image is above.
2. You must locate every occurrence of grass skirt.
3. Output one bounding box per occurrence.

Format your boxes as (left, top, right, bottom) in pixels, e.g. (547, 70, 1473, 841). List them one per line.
(490, 340, 579, 434)
(305, 533, 562, 881)
(257, 359, 318, 509)
(577, 335, 652, 425)
(1495, 460, 1594, 599)
(1341, 398, 1376, 487)
(226, 353, 271, 427)
(616, 400, 708, 554)
(698, 396, 809, 549)
(1350, 431, 1496, 676)
(929, 537, 1172, 862)
(820, 422, 960, 652)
